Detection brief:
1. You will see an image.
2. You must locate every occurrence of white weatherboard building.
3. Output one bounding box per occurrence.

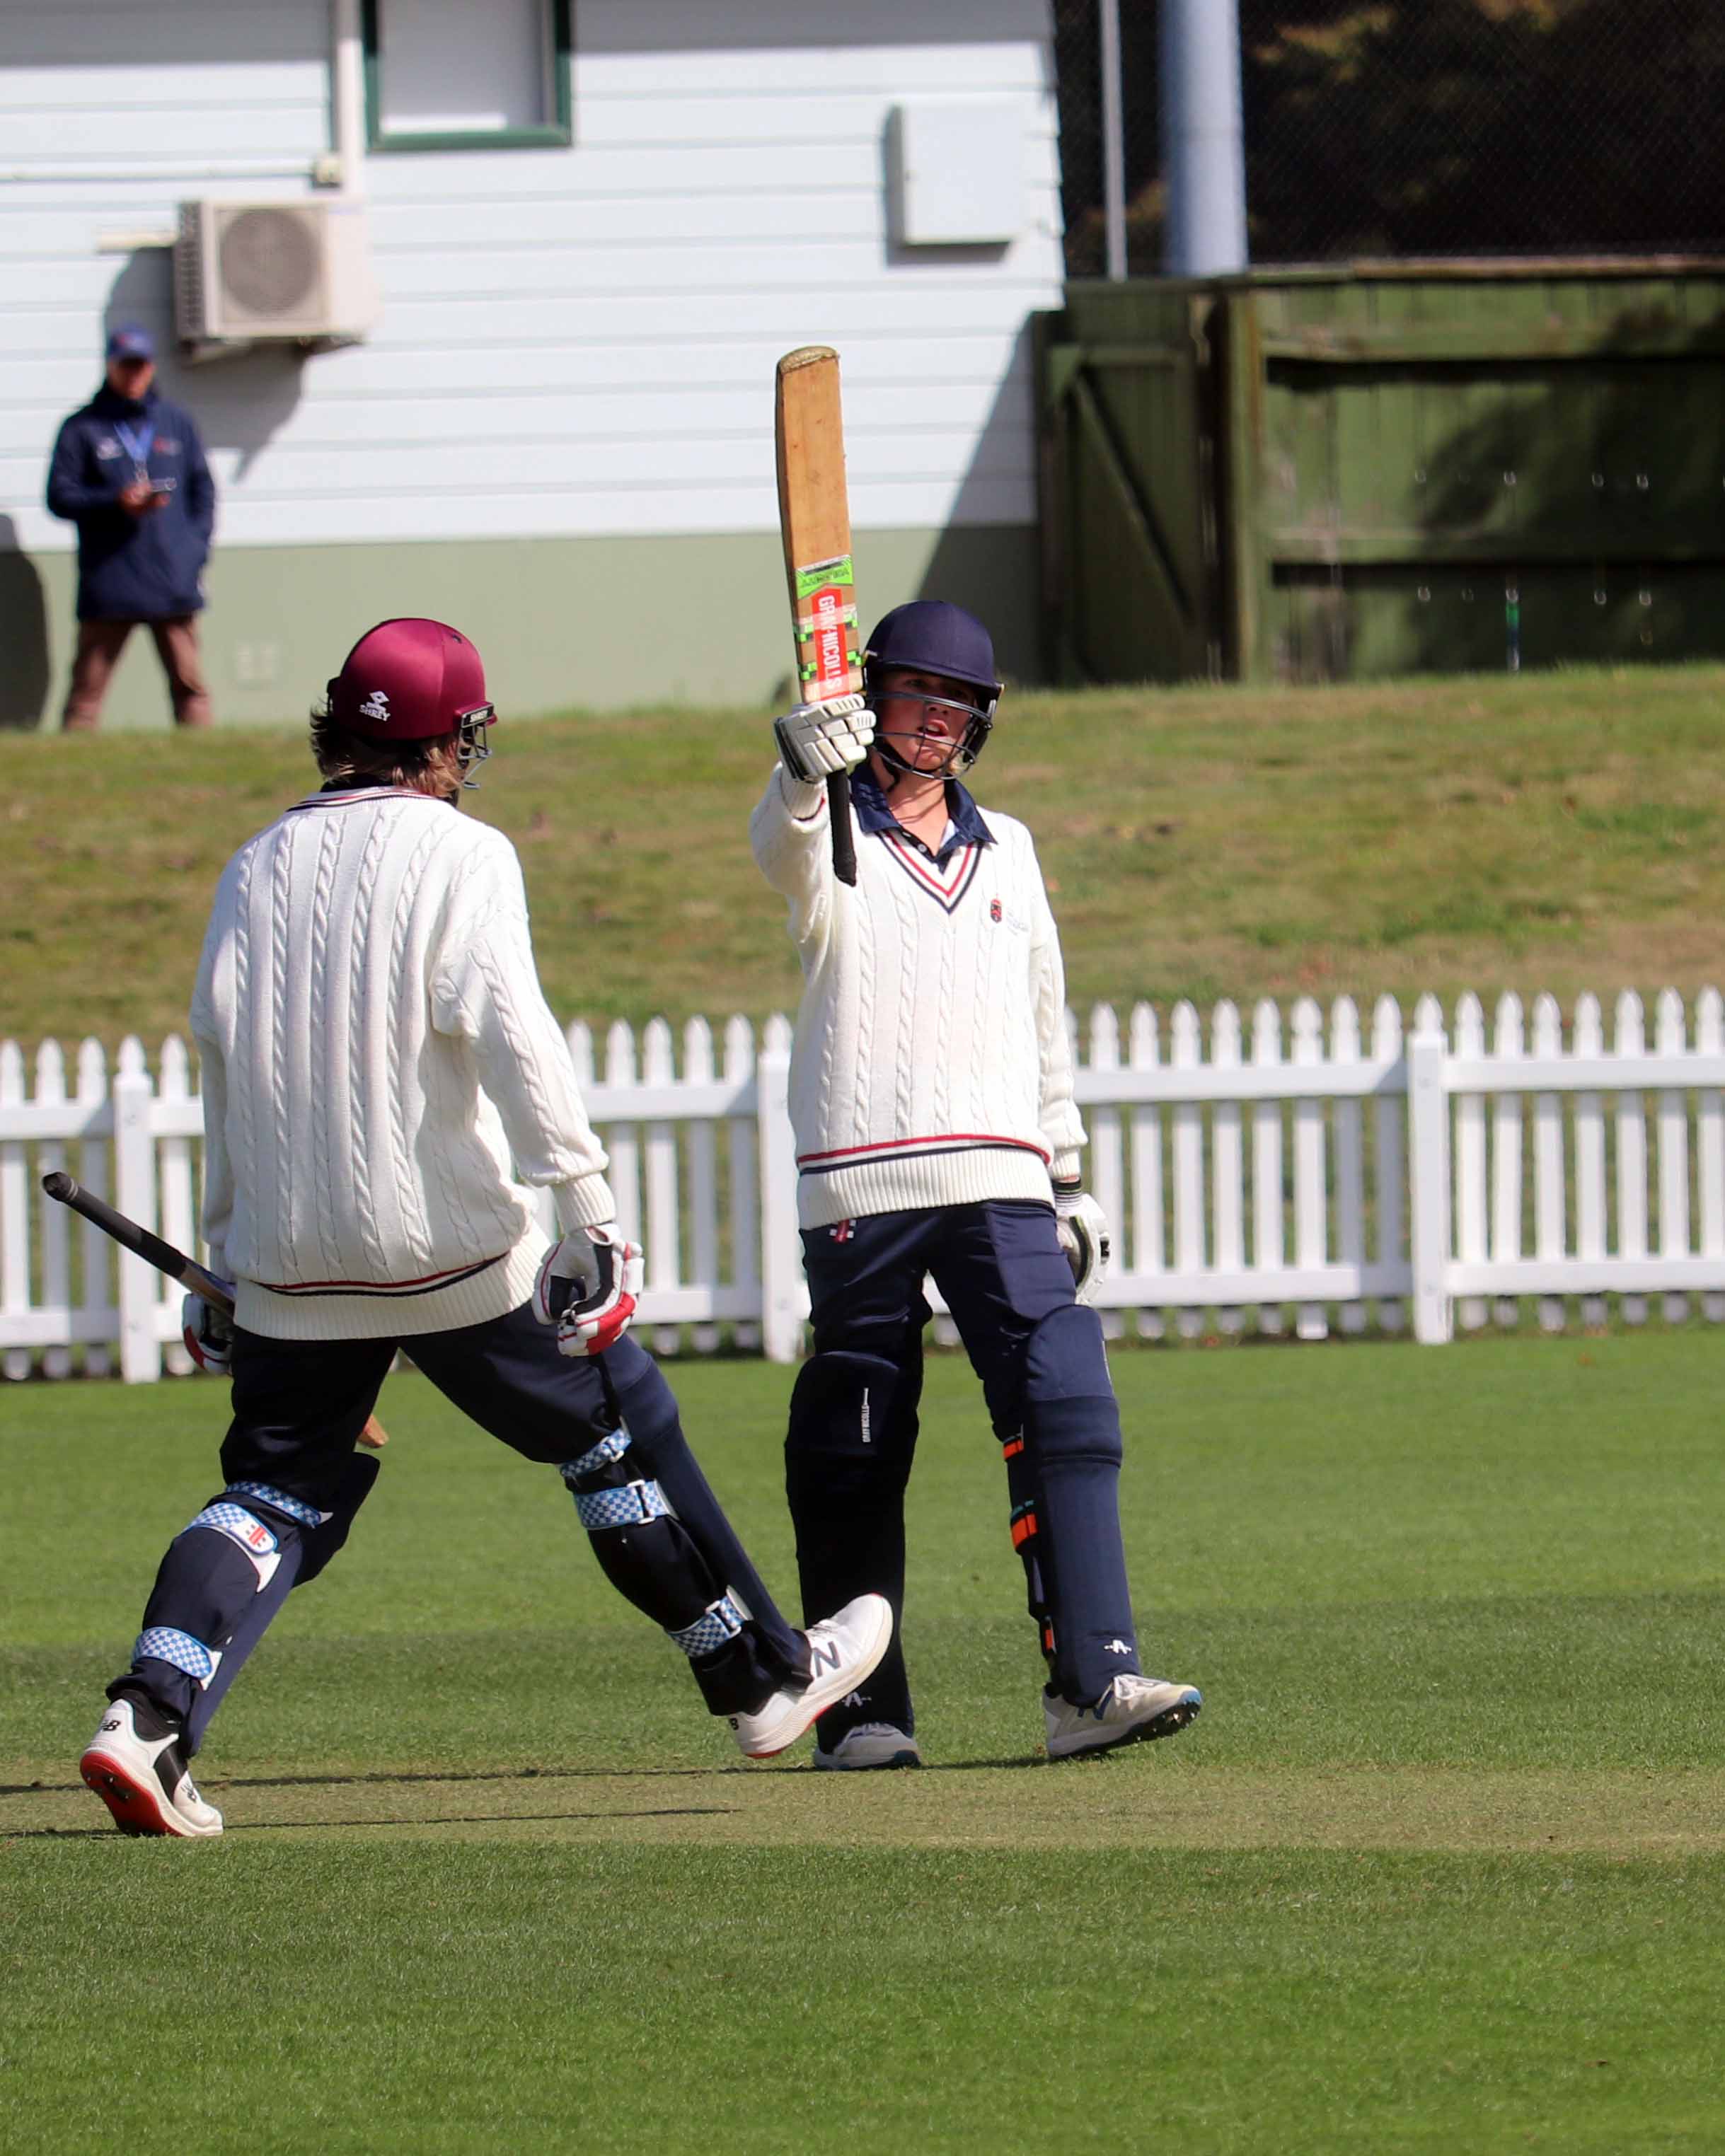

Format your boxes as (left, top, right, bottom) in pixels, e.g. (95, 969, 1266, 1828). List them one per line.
(1, 0, 1063, 727)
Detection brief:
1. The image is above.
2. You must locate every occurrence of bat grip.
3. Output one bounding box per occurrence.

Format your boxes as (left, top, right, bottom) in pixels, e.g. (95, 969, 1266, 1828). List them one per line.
(46, 1169, 388, 1445)
(42, 1169, 217, 1295)
(827, 771, 857, 886)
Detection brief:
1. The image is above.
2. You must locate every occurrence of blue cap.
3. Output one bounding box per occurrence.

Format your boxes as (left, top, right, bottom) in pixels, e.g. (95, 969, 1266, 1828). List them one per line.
(865, 601, 1000, 699)
(105, 323, 155, 361)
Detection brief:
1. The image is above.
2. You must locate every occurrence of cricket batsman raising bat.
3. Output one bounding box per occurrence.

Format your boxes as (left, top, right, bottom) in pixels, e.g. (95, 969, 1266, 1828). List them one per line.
(751, 474, 1204, 1763)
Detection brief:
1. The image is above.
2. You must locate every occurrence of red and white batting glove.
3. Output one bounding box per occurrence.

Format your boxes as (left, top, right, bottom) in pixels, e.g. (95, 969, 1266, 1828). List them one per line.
(773, 695, 875, 784)
(1053, 1187, 1112, 1307)
(532, 1224, 645, 1357)
(180, 1293, 233, 1375)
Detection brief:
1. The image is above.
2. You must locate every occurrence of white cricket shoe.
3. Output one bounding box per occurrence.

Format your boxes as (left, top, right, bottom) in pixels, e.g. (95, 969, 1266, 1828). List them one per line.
(80, 1693, 224, 1837)
(729, 1594, 894, 1760)
(1044, 1674, 1203, 1761)
(813, 1722, 924, 1771)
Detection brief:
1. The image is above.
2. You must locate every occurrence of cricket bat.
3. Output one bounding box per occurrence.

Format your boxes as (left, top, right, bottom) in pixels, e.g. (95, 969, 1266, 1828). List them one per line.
(775, 345, 863, 886)
(40, 1171, 389, 1449)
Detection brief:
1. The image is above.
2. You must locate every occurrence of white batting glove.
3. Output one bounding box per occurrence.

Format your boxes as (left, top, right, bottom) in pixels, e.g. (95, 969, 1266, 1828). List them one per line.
(1053, 1188, 1112, 1306)
(773, 695, 875, 784)
(532, 1224, 645, 1357)
(180, 1293, 233, 1375)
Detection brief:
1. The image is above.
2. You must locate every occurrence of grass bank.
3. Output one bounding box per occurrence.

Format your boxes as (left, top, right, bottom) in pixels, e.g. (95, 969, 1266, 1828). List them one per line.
(8, 664, 1725, 1047)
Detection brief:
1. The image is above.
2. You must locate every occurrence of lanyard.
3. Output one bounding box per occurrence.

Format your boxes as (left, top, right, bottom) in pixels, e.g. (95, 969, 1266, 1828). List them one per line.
(113, 416, 153, 476)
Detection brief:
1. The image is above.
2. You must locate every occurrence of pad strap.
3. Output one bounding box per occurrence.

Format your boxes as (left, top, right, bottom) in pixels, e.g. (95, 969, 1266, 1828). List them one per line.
(190, 1502, 277, 1548)
(562, 1429, 630, 1484)
(666, 1592, 746, 1660)
(134, 1626, 222, 1686)
(573, 1478, 673, 1533)
(226, 1480, 325, 1527)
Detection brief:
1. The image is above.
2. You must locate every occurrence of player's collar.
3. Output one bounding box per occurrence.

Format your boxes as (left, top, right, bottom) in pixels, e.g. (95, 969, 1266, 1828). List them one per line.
(285, 782, 448, 813)
(850, 770, 993, 863)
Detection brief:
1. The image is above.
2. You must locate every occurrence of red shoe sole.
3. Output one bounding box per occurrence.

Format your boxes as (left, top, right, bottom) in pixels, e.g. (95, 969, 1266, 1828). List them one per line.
(80, 1749, 186, 1836)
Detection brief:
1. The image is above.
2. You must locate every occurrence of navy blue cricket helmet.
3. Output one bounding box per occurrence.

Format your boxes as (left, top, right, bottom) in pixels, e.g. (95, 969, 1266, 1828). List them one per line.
(863, 601, 1003, 775)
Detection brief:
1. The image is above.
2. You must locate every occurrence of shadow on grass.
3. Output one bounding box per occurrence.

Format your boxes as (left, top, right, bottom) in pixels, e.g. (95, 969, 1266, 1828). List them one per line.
(1, 1764, 744, 1795)
(6, 1805, 739, 1841)
(3, 1751, 1056, 1810)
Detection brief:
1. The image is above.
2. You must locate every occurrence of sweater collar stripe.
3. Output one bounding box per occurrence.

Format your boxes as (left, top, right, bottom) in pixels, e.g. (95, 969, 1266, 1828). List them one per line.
(882, 833, 981, 912)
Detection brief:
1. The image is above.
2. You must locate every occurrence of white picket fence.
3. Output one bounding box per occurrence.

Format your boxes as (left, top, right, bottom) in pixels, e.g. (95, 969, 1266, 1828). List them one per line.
(4, 988, 1724, 1383)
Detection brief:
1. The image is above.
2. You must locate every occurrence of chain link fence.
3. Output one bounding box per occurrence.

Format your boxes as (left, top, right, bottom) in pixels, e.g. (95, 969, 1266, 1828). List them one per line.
(1055, 0, 1725, 277)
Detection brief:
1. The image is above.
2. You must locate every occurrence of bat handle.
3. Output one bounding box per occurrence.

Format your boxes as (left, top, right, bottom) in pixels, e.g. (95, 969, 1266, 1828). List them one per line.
(828, 771, 857, 886)
(44, 1168, 202, 1289)
(45, 1171, 392, 1449)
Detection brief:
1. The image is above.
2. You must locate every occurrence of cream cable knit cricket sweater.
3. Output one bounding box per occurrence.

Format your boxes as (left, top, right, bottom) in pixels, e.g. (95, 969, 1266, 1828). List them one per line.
(190, 786, 616, 1340)
(750, 766, 1085, 1230)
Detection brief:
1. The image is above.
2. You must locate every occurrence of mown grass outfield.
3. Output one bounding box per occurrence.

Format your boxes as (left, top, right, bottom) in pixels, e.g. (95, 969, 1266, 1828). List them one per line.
(8, 663, 1725, 1047)
(6, 1335, 1725, 2154)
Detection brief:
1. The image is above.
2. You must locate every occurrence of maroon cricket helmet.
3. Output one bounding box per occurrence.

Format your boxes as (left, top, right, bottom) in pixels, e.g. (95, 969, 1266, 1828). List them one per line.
(327, 618, 492, 742)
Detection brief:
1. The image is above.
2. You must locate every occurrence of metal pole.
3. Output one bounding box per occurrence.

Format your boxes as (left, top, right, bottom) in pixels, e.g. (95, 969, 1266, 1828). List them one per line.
(1099, 0, 1128, 279)
(1162, 0, 1249, 276)
(332, 0, 366, 194)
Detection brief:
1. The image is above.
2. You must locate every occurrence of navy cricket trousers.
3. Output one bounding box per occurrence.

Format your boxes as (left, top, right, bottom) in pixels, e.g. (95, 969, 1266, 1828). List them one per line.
(787, 1200, 1140, 1745)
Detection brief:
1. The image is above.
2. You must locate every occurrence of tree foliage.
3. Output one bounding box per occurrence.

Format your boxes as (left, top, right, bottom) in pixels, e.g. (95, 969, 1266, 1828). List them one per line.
(1056, 0, 1725, 272)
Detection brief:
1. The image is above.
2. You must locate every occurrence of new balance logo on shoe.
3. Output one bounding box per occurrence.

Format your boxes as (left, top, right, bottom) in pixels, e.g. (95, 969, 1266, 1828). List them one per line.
(100, 1715, 121, 1732)
(727, 1595, 893, 1762)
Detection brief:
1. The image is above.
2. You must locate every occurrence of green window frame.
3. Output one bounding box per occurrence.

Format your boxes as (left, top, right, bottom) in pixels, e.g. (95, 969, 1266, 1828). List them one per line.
(363, 0, 572, 152)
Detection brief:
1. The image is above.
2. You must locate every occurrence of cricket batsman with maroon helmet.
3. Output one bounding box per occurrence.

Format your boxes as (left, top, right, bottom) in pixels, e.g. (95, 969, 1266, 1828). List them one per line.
(79, 618, 889, 1837)
(752, 600, 1201, 1767)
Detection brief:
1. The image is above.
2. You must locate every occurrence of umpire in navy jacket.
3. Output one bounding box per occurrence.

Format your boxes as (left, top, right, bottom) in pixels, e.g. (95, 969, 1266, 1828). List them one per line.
(46, 323, 217, 730)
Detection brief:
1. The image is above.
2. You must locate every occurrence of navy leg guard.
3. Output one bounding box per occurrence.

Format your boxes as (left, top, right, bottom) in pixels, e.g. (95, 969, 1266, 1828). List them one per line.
(112, 1475, 346, 1734)
(784, 1343, 922, 1742)
(1013, 1304, 1141, 1708)
(180, 1454, 379, 1756)
(565, 1363, 791, 1716)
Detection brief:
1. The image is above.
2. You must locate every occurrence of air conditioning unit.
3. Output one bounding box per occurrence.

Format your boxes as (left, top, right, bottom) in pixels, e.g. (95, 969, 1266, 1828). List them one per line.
(174, 197, 379, 349)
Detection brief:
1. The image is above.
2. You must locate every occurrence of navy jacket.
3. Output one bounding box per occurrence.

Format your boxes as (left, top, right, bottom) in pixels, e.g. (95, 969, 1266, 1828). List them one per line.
(46, 385, 217, 621)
